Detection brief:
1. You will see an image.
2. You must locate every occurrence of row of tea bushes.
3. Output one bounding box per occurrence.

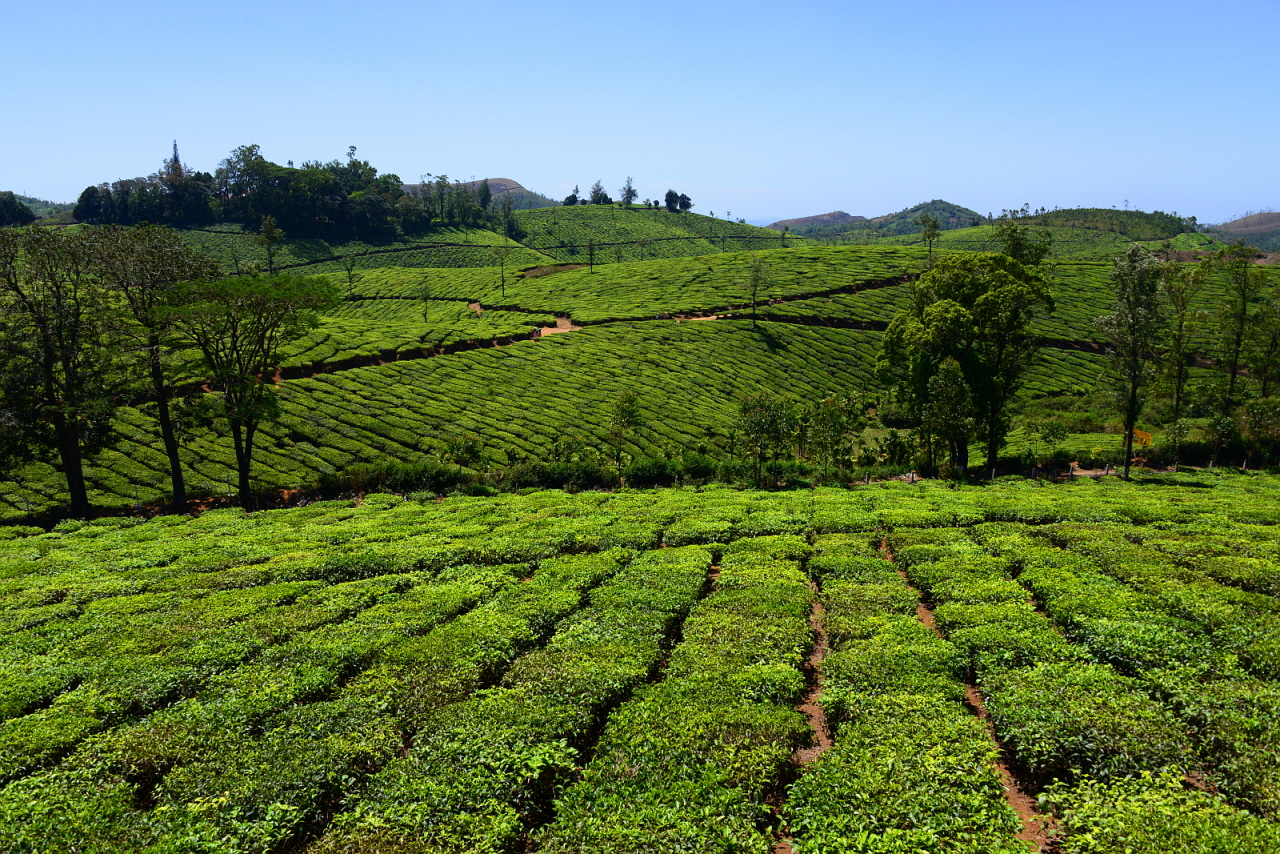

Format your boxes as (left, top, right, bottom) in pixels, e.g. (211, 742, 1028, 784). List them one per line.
(317, 546, 712, 852)
(537, 535, 815, 852)
(0, 552, 622, 852)
(784, 535, 1029, 853)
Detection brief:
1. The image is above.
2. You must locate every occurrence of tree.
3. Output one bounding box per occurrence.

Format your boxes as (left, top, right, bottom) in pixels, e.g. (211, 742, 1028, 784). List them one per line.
(991, 211, 1053, 266)
(619, 177, 638, 207)
(664, 190, 680, 213)
(1095, 244, 1165, 479)
(678, 193, 692, 212)
(164, 274, 340, 508)
(738, 393, 796, 486)
(0, 192, 36, 227)
(0, 228, 129, 516)
(89, 224, 221, 511)
(339, 255, 363, 299)
(490, 246, 515, 297)
(1246, 290, 1280, 398)
(745, 252, 768, 327)
(1212, 243, 1267, 410)
(607, 389, 643, 469)
(253, 215, 285, 274)
(877, 252, 1054, 471)
(920, 358, 975, 474)
(588, 180, 611, 205)
(1159, 261, 1203, 420)
(916, 213, 941, 257)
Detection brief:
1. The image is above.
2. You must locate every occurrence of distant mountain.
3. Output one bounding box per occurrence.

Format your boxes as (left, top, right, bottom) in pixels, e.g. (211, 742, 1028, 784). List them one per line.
(402, 178, 559, 210)
(767, 211, 865, 232)
(9, 193, 74, 219)
(864, 200, 985, 236)
(780, 200, 984, 239)
(1207, 211, 1280, 252)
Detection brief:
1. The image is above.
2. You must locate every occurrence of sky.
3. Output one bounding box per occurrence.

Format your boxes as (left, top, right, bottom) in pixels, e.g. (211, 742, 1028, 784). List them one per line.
(3, 0, 1277, 225)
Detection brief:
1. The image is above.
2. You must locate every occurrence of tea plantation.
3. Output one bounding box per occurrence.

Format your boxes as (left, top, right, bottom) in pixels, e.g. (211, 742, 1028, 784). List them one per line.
(5, 235, 1279, 519)
(1, 475, 1278, 852)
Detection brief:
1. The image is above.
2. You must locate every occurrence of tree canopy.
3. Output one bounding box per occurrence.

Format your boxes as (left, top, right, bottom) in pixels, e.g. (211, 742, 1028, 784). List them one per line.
(877, 252, 1054, 471)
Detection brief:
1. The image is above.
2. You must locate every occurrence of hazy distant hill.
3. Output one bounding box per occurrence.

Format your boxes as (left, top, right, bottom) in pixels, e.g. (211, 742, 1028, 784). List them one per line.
(767, 211, 866, 232)
(1207, 211, 1280, 252)
(782, 200, 984, 239)
(402, 178, 559, 210)
(9, 193, 74, 218)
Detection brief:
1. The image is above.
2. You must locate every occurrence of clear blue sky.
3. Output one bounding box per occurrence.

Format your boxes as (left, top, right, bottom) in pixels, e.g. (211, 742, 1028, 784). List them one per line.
(3, 0, 1277, 225)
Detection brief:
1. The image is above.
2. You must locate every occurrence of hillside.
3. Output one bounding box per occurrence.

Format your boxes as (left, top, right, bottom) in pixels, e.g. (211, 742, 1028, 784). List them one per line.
(1208, 211, 1280, 252)
(874, 223, 1230, 262)
(9, 192, 73, 218)
(767, 211, 866, 232)
(511, 205, 806, 263)
(1021, 207, 1197, 241)
(8, 239, 1275, 520)
(402, 177, 561, 211)
(790, 200, 984, 240)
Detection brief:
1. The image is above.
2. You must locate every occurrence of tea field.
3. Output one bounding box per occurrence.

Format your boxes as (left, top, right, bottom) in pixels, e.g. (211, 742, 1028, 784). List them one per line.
(1, 240, 1275, 520)
(1, 475, 1278, 852)
(511, 206, 807, 263)
(0, 321, 1109, 519)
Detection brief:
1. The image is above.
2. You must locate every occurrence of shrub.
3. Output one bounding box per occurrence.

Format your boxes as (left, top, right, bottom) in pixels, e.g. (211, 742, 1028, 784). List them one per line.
(623, 455, 677, 488)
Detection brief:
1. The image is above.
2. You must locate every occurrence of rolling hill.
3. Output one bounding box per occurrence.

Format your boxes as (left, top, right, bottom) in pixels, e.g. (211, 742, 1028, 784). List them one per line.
(1208, 211, 1280, 252)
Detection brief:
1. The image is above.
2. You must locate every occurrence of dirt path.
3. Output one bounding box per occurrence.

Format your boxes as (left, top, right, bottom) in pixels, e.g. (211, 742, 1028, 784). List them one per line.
(883, 538, 1053, 853)
(771, 583, 832, 854)
(537, 316, 582, 336)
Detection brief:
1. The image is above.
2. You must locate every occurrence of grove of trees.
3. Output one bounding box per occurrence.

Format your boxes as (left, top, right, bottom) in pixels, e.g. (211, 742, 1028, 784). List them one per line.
(0, 225, 338, 515)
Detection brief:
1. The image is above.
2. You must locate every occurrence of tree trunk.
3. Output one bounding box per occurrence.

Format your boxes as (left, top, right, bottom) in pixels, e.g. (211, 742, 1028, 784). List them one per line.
(1123, 378, 1139, 480)
(54, 414, 91, 518)
(148, 332, 186, 512)
(229, 419, 254, 510)
(985, 425, 1001, 474)
(240, 421, 257, 509)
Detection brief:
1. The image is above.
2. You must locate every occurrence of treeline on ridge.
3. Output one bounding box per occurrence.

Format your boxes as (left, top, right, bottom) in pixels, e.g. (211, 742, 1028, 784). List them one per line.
(70, 144, 538, 242)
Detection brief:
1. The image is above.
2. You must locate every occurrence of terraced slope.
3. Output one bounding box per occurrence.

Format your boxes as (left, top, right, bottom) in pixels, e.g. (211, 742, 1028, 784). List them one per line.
(512, 205, 807, 263)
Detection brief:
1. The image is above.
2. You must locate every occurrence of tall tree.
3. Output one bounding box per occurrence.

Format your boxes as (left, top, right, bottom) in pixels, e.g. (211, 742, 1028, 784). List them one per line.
(1159, 261, 1204, 420)
(90, 224, 221, 511)
(0, 228, 129, 516)
(1096, 244, 1165, 479)
(619, 177, 638, 207)
(920, 358, 975, 473)
(991, 210, 1054, 266)
(588, 180, 611, 205)
(915, 213, 941, 257)
(1212, 243, 1267, 411)
(164, 274, 340, 508)
(877, 252, 1054, 471)
(738, 393, 796, 486)
(1247, 289, 1280, 398)
(664, 190, 680, 213)
(678, 193, 692, 212)
(253, 215, 285, 275)
(745, 252, 768, 328)
(607, 389, 643, 469)
(490, 246, 515, 296)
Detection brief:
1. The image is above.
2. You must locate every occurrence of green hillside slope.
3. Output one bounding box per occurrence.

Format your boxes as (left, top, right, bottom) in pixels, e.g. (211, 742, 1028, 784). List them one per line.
(2, 240, 1275, 520)
(512, 206, 806, 263)
(176, 224, 554, 274)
